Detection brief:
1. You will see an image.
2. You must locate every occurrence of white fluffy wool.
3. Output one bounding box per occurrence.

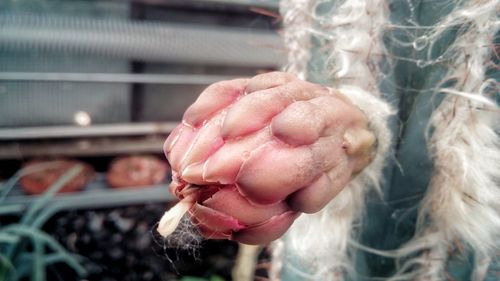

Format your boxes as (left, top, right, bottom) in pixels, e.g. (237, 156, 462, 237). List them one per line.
(271, 1, 315, 278)
(280, 0, 315, 80)
(275, 0, 499, 280)
(273, 0, 393, 280)
(393, 1, 500, 279)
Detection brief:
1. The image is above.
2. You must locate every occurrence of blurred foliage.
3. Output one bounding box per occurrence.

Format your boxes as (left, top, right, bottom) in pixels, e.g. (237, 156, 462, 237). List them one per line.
(0, 163, 86, 281)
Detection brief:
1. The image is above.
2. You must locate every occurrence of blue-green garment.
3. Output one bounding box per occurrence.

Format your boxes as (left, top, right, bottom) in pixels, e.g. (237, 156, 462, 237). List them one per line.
(281, 0, 499, 280)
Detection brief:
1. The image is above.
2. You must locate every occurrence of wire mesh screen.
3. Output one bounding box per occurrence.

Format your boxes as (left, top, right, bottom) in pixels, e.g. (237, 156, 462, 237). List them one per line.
(0, 53, 131, 128)
(0, 0, 283, 129)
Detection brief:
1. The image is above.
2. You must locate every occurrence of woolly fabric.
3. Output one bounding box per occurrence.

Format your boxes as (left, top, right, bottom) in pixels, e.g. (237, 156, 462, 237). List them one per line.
(273, 0, 499, 280)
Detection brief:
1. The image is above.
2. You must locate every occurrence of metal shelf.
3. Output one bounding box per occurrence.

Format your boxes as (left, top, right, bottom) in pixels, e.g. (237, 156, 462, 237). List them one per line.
(0, 123, 174, 159)
(0, 72, 242, 84)
(0, 122, 177, 140)
(1, 174, 175, 215)
(0, 136, 166, 159)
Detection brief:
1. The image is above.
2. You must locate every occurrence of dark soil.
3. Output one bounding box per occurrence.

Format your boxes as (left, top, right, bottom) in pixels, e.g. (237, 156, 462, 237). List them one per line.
(42, 203, 239, 281)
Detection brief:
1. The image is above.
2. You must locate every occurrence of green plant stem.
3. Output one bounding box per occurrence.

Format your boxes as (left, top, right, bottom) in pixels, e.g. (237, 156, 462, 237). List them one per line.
(32, 237, 45, 281)
(12, 252, 86, 280)
(21, 165, 83, 225)
(0, 205, 24, 216)
(0, 165, 85, 281)
(2, 225, 86, 276)
(0, 254, 14, 274)
(0, 162, 62, 202)
(31, 205, 62, 229)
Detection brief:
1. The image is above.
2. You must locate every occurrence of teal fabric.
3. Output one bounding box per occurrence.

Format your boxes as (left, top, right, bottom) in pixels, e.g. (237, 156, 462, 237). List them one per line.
(281, 0, 499, 280)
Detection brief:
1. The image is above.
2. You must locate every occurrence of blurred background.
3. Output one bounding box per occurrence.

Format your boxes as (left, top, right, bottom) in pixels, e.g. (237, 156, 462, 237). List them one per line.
(0, 0, 283, 280)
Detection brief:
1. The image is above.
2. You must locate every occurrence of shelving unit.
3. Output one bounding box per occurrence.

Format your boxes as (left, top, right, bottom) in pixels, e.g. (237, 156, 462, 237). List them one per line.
(0, 0, 283, 219)
(1, 174, 175, 215)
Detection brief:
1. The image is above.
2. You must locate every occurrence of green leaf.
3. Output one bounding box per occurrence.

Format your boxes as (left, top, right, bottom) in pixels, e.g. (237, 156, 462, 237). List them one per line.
(0, 232, 19, 244)
(209, 275, 225, 281)
(0, 161, 62, 202)
(21, 165, 83, 226)
(4, 225, 86, 277)
(0, 204, 24, 216)
(13, 255, 31, 280)
(31, 205, 62, 229)
(0, 253, 14, 272)
(31, 238, 45, 281)
(0, 163, 86, 281)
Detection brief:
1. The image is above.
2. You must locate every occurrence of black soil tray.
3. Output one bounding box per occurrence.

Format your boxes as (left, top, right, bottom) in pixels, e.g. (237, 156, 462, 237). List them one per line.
(42, 203, 239, 281)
